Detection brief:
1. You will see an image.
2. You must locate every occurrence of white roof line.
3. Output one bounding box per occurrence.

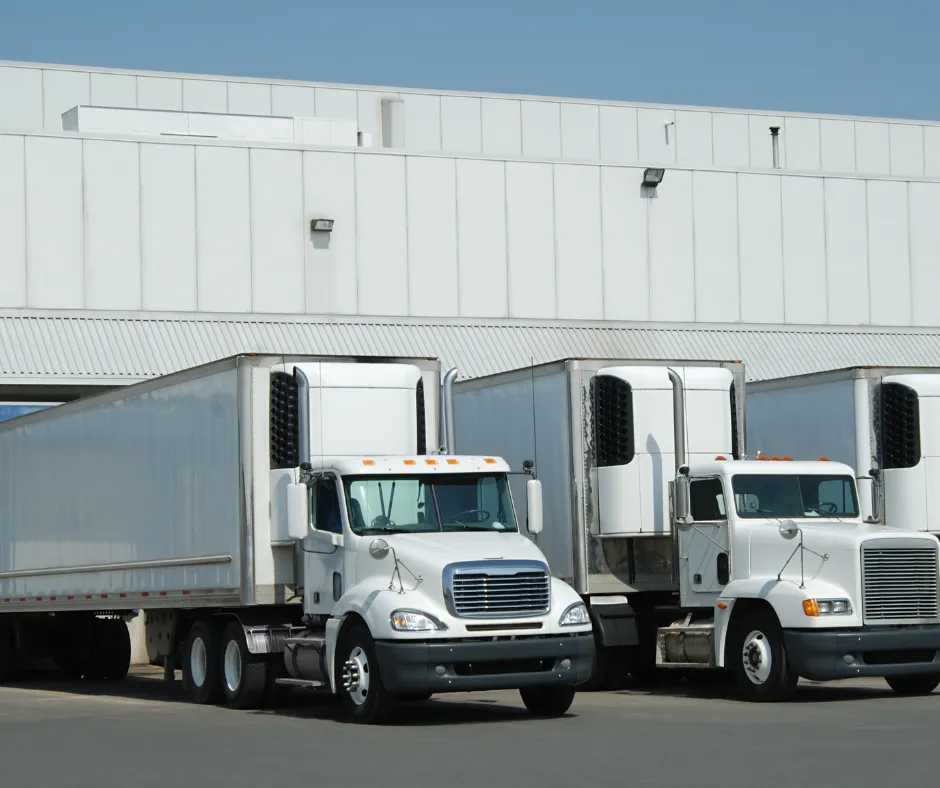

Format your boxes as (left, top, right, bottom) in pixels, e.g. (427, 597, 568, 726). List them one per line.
(2, 58, 939, 128)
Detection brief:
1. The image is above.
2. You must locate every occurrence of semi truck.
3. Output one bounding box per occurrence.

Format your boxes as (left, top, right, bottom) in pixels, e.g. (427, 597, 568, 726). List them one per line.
(746, 366, 940, 535)
(452, 358, 940, 700)
(0, 353, 594, 724)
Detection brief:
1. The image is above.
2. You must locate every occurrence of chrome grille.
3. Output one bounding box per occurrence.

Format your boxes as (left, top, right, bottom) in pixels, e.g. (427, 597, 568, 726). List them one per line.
(444, 560, 551, 619)
(862, 541, 940, 624)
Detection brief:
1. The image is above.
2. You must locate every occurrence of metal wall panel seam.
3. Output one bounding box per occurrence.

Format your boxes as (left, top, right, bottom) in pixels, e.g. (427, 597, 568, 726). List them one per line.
(20, 134, 28, 307)
(596, 164, 606, 319)
(906, 180, 915, 323)
(821, 177, 830, 324)
(192, 141, 200, 309)
(735, 172, 743, 322)
(79, 138, 87, 308)
(551, 163, 559, 319)
(403, 155, 411, 315)
(352, 152, 361, 313)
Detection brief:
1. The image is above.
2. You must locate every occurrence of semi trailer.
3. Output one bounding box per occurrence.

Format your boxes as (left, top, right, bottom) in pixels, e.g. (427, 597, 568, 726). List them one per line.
(0, 353, 594, 724)
(746, 366, 940, 534)
(453, 358, 940, 700)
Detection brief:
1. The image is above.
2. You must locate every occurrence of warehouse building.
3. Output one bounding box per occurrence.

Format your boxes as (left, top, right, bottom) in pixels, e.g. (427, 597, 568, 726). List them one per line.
(2, 58, 940, 420)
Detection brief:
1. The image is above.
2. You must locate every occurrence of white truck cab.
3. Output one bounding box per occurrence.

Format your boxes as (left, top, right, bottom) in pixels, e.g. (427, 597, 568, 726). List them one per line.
(268, 361, 594, 722)
(669, 456, 940, 699)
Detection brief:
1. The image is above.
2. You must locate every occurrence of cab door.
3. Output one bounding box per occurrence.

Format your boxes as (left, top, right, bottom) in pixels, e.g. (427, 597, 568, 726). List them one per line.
(302, 473, 346, 617)
(678, 476, 730, 608)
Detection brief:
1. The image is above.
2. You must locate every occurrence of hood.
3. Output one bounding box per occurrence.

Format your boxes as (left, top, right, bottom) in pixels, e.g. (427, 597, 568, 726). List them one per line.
(746, 519, 938, 587)
(355, 530, 549, 597)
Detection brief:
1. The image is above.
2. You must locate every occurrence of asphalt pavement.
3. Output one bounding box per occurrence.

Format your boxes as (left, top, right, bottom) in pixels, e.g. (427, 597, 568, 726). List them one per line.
(0, 668, 934, 788)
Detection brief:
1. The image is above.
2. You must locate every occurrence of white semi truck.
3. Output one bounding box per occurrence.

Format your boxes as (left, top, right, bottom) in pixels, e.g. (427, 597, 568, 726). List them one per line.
(746, 366, 940, 534)
(0, 353, 594, 724)
(453, 358, 940, 700)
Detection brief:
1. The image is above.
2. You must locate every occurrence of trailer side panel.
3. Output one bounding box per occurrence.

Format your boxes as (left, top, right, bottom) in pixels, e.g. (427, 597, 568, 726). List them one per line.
(0, 368, 244, 610)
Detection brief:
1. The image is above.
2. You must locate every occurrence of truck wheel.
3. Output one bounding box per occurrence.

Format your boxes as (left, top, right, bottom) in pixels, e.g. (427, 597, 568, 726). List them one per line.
(885, 675, 940, 695)
(728, 609, 798, 702)
(102, 619, 131, 681)
(0, 621, 13, 683)
(519, 685, 576, 716)
(83, 619, 114, 681)
(183, 619, 223, 705)
(220, 621, 267, 710)
(335, 623, 397, 724)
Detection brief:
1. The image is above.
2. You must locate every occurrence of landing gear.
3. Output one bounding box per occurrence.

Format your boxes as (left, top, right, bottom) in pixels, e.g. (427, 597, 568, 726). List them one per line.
(728, 609, 798, 702)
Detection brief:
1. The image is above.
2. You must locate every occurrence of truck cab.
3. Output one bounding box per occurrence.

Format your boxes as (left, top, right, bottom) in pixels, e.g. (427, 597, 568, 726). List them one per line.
(666, 456, 940, 699)
(265, 360, 593, 723)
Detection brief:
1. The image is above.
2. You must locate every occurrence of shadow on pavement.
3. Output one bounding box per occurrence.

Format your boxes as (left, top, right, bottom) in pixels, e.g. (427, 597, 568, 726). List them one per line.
(4, 667, 569, 725)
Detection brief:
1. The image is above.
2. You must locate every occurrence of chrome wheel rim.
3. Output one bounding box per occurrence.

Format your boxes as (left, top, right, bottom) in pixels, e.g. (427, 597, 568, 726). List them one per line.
(742, 629, 772, 685)
(191, 636, 208, 688)
(342, 646, 370, 706)
(223, 639, 242, 693)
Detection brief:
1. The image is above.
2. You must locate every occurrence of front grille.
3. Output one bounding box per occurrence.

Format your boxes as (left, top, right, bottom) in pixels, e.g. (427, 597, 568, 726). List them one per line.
(444, 560, 551, 619)
(862, 542, 939, 624)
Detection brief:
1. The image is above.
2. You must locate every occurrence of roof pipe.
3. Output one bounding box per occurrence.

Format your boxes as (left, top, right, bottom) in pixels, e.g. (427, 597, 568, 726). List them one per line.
(666, 368, 687, 473)
(293, 366, 310, 463)
(440, 367, 458, 454)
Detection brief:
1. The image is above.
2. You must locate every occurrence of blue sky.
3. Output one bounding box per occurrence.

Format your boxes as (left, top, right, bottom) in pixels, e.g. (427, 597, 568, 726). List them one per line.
(1, 0, 936, 120)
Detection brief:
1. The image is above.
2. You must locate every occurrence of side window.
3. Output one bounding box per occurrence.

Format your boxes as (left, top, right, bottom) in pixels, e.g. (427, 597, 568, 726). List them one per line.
(690, 478, 726, 521)
(314, 477, 342, 534)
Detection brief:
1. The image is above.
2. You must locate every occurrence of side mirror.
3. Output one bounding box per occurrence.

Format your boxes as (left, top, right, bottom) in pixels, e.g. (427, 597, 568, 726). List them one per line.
(286, 482, 310, 541)
(526, 478, 543, 535)
(674, 474, 692, 527)
(779, 519, 799, 540)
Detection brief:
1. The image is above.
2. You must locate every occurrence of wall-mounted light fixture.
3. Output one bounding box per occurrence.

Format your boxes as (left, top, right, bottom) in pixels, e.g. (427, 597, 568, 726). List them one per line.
(310, 218, 334, 232)
(642, 168, 665, 188)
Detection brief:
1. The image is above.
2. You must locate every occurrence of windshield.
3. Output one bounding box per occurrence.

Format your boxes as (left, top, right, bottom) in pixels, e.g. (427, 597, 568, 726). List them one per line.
(343, 473, 518, 535)
(731, 474, 859, 519)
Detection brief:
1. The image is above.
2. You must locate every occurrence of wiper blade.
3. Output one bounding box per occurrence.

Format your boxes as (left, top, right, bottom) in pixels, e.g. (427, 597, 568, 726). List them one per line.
(357, 527, 398, 535)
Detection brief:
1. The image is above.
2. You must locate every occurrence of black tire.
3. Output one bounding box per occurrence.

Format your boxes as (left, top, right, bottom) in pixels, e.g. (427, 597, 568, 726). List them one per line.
(83, 619, 114, 681)
(519, 685, 577, 716)
(102, 619, 131, 681)
(885, 675, 940, 695)
(52, 617, 95, 679)
(727, 608, 798, 702)
(0, 621, 13, 683)
(335, 623, 397, 724)
(220, 621, 268, 710)
(182, 619, 224, 705)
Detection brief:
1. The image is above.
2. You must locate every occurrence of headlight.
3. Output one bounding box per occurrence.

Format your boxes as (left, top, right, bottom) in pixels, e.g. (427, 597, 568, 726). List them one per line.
(803, 598, 853, 617)
(389, 609, 448, 632)
(559, 602, 591, 626)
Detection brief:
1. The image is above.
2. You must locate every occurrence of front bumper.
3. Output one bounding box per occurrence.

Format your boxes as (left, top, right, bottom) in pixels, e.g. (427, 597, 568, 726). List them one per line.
(784, 625, 940, 681)
(374, 634, 595, 694)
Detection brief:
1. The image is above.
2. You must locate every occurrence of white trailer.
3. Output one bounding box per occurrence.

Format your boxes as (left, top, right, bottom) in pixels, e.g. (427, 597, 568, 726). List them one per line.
(746, 366, 940, 534)
(453, 358, 940, 699)
(0, 353, 593, 724)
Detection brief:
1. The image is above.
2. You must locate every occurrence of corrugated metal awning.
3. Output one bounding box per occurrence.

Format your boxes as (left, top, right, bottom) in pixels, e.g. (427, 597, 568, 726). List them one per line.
(2, 309, 940, 385)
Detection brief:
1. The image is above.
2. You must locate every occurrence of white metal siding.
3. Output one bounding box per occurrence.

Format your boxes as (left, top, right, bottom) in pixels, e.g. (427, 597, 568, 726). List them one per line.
(195, 146, 252, 312)
(83, 140, 141, 310)
(356, 154, 409, 315)
(0, 136, 26, 307)
(405, 156, 459, 316)
(506, 162, 556, 319)
(909, 183, 940, 327)
(0, 130, 937, 328)
(456, 159, 508, 317)
(867, 180, 911, 326)
(737, 174, 784, 324)
(302, 151, 358, 314)
(824, 178, 869, 325)
(554, 165, 603, 319)
(140, 145, 197, 311)
(2, 62, 940, 178)
(692, 171, 739, 322)
(25, 136, 84, 308)
(782, 177, 827, 323)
